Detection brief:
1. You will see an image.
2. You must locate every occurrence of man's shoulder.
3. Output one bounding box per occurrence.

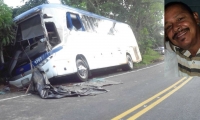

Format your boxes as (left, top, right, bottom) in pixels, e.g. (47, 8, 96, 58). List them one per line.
(165, 41, 177, 52)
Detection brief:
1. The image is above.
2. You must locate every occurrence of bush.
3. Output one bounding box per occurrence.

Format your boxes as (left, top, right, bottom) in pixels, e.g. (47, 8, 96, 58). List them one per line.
(135, 48, 161, 68)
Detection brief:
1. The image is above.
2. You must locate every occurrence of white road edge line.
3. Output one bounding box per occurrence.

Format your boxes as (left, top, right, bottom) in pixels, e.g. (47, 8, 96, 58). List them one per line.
(0, 94, 31, 102)
(103, 62, 164, 79)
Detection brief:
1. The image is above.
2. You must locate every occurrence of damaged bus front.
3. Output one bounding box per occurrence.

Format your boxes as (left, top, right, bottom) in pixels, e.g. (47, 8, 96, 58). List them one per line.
(9, 5, 62, 87)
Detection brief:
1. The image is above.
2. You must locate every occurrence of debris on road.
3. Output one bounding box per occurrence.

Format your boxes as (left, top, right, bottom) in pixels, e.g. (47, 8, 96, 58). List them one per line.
(0, 86, 10, 95)
(28, 68, 122, 99)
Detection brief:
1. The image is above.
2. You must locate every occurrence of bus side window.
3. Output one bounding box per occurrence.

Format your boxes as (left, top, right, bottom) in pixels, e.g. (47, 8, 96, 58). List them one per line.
(76, 15, 85, 31)
(86, 16, 95, 32)
(82, 15, 92, 32)
(81, 17, 89, 31)
(66, 12, 85, 31)
(67, 13, 73, 30)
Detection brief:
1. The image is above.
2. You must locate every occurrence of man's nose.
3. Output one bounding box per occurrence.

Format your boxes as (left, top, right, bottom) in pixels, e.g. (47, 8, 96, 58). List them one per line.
(172, 23, 180, 32)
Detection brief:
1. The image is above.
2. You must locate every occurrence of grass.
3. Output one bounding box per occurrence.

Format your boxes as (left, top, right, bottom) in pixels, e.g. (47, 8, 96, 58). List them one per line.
(135, 49, 163, 68)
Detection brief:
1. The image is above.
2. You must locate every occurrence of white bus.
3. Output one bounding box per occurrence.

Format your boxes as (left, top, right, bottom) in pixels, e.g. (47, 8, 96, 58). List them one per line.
(8, 4, 142, 87)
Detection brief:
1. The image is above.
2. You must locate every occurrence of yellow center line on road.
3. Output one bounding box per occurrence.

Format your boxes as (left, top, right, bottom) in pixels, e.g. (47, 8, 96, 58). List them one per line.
(111, 77, 192, 120)
(127, 77, 193, 120)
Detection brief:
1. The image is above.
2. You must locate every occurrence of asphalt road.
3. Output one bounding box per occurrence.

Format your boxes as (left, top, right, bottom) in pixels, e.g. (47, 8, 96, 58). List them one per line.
(0, 62, 200, 120)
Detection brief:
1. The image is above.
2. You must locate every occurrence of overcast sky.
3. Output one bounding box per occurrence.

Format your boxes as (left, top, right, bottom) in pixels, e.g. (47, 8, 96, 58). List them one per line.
(4, 0, 61, 8)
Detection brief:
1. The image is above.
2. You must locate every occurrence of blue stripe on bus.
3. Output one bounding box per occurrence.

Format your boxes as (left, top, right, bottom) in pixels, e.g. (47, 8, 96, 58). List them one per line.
(13, 46, 63, 76)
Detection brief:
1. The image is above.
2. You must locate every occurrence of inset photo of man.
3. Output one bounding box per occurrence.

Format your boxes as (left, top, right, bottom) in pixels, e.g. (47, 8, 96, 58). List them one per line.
(164, 0, 200, 77)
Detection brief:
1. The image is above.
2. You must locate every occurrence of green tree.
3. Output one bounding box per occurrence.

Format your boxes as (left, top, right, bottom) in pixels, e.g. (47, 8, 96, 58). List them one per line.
(121, 0, 164, 54)
(0, 0, 15, 64)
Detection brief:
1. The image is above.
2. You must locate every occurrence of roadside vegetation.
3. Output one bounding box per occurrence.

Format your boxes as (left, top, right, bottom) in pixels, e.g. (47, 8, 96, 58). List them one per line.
(0, 0, 164, 84)
(135, 49, 162, 68)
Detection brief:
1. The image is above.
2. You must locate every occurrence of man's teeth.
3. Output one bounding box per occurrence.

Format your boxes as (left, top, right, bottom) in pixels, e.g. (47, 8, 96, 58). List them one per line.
(177, 31, 187, 38)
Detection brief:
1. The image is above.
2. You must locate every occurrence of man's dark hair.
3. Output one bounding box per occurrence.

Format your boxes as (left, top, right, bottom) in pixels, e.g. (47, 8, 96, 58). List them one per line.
(165, 2, 193, 15)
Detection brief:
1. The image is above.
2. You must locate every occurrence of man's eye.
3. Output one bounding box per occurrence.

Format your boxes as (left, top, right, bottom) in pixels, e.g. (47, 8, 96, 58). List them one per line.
(165, 26, 171, 31)
(178, 17, 184, 21)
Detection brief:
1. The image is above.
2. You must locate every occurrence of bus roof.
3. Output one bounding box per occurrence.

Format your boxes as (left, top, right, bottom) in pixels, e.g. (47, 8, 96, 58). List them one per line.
(14, 3, 119, 24)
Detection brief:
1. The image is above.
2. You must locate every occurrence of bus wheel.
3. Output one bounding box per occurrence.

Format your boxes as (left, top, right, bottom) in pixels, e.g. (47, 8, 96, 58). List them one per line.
(123, 54, 134, 71)
(76, 59, 89, 82)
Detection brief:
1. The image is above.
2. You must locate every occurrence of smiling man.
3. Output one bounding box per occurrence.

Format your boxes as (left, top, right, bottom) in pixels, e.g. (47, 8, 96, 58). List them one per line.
(165, 1, 200, 76)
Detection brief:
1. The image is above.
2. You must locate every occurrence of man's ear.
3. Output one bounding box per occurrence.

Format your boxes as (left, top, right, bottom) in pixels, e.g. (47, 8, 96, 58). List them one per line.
(193, 12, 200, 24)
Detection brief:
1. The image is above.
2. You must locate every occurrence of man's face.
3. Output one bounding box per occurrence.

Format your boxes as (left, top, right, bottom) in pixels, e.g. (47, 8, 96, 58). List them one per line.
(165, 4, 199, 50)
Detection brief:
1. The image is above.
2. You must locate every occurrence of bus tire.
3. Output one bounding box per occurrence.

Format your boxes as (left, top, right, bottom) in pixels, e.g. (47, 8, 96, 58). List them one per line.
(76, 59, 89, 82)
(123, 54, 134, 71)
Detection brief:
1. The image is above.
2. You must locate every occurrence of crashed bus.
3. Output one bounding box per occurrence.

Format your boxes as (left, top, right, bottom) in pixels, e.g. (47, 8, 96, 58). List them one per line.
(7, 4, 142, 88)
